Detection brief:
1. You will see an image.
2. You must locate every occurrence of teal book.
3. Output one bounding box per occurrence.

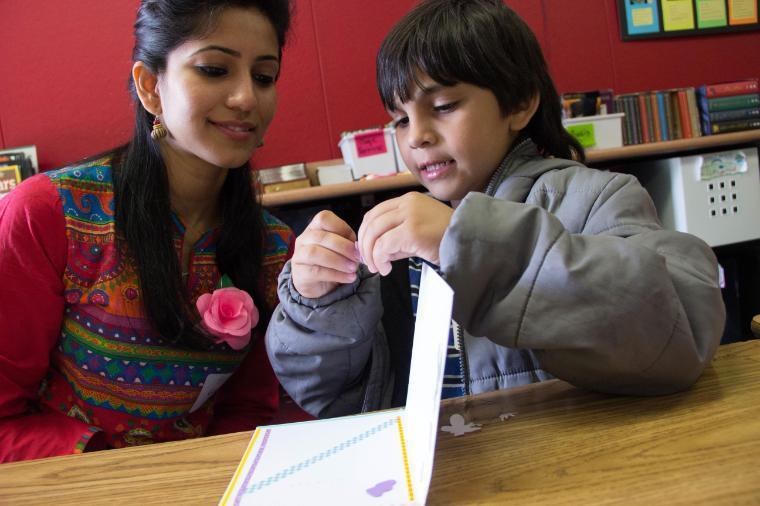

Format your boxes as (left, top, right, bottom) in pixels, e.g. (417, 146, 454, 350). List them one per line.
(656, 92, 669, 141)
(702, 93, 760, 112)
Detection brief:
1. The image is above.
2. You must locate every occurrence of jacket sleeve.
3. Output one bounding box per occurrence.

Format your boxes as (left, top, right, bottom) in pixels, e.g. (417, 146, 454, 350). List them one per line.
(441, 172, 724, 395)
(265, 261, 392, 417)
(0, 175, 104, 462)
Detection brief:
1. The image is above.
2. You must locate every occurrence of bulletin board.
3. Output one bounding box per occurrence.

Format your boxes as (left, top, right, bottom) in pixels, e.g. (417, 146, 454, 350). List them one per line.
(618, 0, 760, 40)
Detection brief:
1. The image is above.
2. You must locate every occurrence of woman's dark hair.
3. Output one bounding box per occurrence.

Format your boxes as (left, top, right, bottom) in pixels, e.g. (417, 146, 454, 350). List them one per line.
(114, 0, 292, 348)
(376, 0, 584, 162)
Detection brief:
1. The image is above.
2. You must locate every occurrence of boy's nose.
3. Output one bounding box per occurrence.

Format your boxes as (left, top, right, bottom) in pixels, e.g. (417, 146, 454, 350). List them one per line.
(407, 122, 436, 149)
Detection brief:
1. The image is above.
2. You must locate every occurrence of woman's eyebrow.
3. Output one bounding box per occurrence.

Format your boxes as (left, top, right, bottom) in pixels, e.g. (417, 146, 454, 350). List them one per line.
(189, 45, 279, 63)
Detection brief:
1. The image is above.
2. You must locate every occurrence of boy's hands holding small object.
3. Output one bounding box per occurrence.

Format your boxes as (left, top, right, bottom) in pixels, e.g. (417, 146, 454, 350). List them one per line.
(291, 210, 360, 298)
(357, 192, 453, 276)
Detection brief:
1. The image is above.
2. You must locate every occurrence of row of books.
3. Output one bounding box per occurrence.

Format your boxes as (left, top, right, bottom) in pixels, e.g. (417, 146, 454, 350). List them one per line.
(612, 79, 760, 146)
(0, 146, 37, 199)
(697, 78, 760, 136)
(613, 88, 701, 145)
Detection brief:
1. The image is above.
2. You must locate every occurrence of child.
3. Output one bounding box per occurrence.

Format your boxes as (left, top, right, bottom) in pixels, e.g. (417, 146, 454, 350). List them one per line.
(266, 0, 724, 417)
(0, 0, 295, 462)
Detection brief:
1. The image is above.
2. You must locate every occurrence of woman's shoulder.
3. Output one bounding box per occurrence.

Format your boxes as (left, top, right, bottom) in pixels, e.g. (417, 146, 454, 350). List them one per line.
(46, 155, 114, 187)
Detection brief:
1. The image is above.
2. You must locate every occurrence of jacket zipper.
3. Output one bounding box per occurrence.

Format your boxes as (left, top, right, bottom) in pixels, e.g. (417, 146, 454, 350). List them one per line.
(484, 137, 533, 197)
(452, 320, 470, 395)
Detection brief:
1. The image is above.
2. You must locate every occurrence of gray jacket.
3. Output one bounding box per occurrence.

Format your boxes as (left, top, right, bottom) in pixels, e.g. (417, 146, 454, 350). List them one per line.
(266, 140, 725, 418)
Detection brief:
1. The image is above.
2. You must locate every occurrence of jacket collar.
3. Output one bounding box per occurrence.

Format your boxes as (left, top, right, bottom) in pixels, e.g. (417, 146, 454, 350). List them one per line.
(484, 138, 584, 202)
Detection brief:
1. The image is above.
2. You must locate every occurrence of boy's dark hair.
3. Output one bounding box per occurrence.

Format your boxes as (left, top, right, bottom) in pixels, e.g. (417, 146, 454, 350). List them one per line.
(114, 0, 292, 349)
(376, 0, 585, 162)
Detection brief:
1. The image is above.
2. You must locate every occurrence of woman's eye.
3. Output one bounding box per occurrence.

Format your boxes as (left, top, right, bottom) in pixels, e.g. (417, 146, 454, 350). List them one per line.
(196, 65, 227, 77)
(253, 73, 276, 85)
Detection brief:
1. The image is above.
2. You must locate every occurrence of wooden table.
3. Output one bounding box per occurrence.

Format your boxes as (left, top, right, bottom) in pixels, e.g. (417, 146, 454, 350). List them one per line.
(2, 341, 759, 505)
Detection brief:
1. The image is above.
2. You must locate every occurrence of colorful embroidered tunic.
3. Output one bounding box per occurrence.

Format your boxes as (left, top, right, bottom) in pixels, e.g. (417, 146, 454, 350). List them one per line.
(0, 157, 294, 462)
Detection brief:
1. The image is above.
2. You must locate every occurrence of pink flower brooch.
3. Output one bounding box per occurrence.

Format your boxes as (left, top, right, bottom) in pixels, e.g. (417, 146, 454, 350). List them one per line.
(196, 275, 259, 350)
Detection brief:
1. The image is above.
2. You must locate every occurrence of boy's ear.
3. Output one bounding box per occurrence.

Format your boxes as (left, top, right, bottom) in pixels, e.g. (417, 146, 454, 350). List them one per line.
(132, 61, 162, 116)
(509, 93, 540, 132)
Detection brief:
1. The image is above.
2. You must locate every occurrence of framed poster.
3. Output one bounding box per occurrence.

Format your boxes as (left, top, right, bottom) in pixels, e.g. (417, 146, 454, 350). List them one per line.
(618, 0, 759, 39)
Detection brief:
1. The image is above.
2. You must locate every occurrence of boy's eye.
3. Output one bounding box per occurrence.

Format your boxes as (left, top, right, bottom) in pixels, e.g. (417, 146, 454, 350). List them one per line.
(434, 102, 457, 113)
(393, 117, 409, 128)
(196, 65, 227, 77)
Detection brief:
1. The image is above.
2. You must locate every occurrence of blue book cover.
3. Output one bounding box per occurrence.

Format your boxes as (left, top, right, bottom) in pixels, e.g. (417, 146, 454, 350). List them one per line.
(656, 92, 669, 140)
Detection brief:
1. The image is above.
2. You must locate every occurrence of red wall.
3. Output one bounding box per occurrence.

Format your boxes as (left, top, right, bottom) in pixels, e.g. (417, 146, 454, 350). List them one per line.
(1, 0, 759, 171)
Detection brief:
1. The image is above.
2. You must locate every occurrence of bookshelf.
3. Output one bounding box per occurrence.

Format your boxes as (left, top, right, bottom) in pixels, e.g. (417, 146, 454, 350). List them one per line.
(261, 129, 760, 207)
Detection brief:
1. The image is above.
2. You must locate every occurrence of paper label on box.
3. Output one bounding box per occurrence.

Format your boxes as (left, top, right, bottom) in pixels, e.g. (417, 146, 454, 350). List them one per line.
(354, 130, 388, 158)
(566, 123, 596, 148)
(698, 151, 748, 180)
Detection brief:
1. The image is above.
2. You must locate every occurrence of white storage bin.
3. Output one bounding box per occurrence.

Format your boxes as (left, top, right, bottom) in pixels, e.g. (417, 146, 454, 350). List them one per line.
(339, 128, 398, 179)
(631, 147, 760, 247)
(562, 113, 624, 149)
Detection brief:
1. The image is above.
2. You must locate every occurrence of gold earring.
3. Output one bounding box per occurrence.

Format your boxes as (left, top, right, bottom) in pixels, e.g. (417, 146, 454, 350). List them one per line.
(257, 139, 265, 148)
(151, 116, 167, 140)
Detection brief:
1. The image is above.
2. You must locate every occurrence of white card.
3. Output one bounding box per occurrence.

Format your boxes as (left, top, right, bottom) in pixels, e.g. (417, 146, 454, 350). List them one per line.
(190, 372, 232, 413)
(221, 265, 453, 505)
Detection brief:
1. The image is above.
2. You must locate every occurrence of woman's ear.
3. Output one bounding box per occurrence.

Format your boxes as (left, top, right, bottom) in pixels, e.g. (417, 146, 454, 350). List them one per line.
(509, 93, 540, 132)
(132, 61, 162, 116)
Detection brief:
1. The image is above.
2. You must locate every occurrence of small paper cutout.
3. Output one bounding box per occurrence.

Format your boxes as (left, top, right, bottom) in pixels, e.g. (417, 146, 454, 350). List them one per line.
(440, 413, 481, 437)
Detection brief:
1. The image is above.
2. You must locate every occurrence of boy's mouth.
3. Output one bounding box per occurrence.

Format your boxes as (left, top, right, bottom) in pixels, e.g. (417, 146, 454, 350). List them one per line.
(418, 159, 454, 180)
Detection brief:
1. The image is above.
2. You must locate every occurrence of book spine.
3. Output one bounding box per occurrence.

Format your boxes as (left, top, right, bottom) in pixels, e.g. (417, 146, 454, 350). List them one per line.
(677, 90, 692, 138)
(615, 97, 630, 145)
(650, 93, 662, 141)
(629, 95, 642, 144)
(704, 79, 760, 98)
(644, 92, 656, 143)
(707, 93, 760, 112)
(637, 94, 651, 143)
(686, 88, 702, 138)
(711, 119, 760, 134)
(709, 107, 760, 122)
(663, 92, 675, 140)
(656, 92, 669, 140)
(668, 90, 682, 140)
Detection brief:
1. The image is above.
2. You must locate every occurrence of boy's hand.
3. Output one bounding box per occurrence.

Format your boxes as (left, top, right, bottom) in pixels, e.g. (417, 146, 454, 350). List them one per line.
(291, 211, 360, 299)
(357, 192, 453, 276)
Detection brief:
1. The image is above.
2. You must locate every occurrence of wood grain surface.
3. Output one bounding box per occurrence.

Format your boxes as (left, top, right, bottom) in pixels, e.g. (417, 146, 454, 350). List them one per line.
(2, 341, 758, 505)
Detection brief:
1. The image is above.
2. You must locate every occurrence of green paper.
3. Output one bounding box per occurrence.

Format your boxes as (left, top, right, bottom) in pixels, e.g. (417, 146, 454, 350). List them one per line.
(566, 123, 596, 148)
(218, 274, 234, 289)
(696, 0, 727, 28)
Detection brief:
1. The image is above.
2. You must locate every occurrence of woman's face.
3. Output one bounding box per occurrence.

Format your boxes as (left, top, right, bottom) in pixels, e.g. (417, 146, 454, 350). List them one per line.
(156, 7, 280, 171)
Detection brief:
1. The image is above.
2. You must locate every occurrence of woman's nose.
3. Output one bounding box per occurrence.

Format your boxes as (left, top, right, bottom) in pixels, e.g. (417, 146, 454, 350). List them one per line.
(227, 76, 258, 112)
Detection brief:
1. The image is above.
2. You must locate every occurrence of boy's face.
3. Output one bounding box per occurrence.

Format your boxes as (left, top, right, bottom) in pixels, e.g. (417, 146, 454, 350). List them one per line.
(389, 75, 517, 203)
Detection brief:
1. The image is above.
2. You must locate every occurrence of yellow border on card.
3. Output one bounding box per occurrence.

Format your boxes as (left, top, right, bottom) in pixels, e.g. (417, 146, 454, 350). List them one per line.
(396, 416, 415, 502)
(219, 428, 261, 506)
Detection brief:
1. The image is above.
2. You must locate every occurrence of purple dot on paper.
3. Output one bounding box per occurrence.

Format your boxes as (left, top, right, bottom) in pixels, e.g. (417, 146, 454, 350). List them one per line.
(366, 479, 396, 498)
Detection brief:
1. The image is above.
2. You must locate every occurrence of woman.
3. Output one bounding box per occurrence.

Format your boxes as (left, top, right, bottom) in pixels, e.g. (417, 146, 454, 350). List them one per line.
(0, 0, 294, 462)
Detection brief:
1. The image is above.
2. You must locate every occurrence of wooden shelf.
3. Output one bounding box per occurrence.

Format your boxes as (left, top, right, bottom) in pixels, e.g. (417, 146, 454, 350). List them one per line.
(261, 130, 760, 207)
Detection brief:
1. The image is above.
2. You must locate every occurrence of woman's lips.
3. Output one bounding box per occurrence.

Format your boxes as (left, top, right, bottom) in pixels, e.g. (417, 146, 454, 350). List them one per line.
(211, 121, 256, 142)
